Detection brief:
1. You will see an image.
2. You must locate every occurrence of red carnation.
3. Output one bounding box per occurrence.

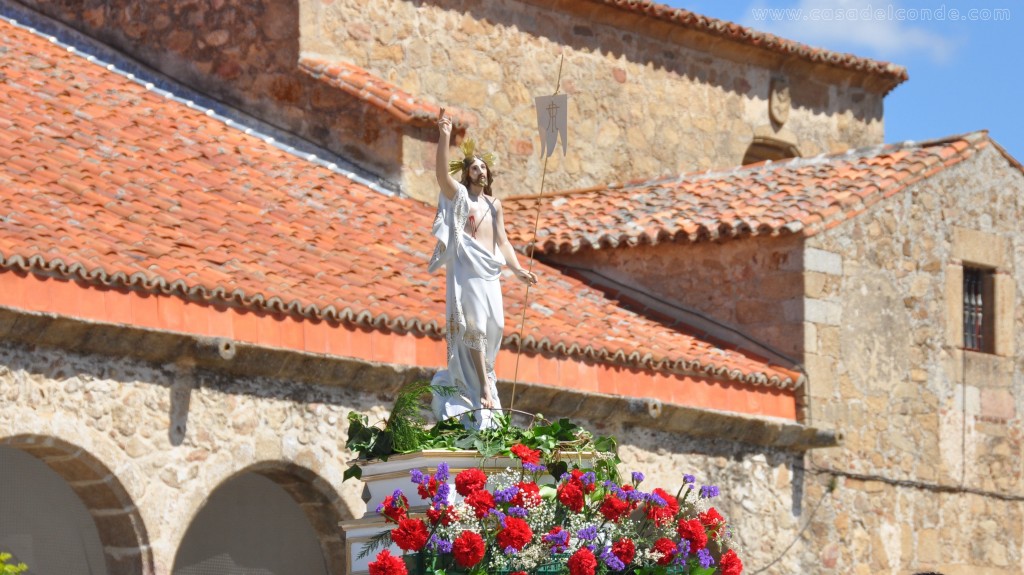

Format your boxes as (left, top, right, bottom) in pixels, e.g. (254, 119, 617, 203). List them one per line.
(455, 468, 487, 496)
(644, 488, 679, 527)
(677, 518, 708, 552)
(465, 489, 496, 519)
(612, 537, 636, 565)
(599, 493, 630, 522)
(417, 476, 439, 500)
(699, 507, 726, 537)
(368, 549, 408, 575)
(513, 481, 541, 507)
(379, 493, 408, 523)
(391, 518, 429, 552)
(720, 549, 743, 575)
(510, 443, 541, 465)
(557, 480, 585, 513)
(496, 516, 534, 551)
(452, 530, 486, 568)
(567, 547, 598, 575)
(511, 572, 528, 575)
(426, 504, 458, 526)
(653, 537, 676, 566)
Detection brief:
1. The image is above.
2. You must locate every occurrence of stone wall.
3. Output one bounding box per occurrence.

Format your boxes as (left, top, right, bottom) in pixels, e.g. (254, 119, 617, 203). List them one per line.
(548, 234, 807, 359)
(799, 145, 1024, 573)
(304, 0, 887, 202)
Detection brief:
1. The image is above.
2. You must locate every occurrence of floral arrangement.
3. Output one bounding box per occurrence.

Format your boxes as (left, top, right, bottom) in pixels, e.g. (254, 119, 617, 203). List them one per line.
(362, 444, 743, 575)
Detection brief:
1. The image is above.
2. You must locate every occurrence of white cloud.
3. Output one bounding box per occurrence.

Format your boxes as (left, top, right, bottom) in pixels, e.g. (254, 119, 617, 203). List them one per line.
(742, 0, 959, 64)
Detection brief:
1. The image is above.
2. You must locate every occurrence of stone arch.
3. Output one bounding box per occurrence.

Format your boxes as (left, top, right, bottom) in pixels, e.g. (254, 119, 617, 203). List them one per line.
(0, 434, 154, 575)
(173, 460, 350, 575)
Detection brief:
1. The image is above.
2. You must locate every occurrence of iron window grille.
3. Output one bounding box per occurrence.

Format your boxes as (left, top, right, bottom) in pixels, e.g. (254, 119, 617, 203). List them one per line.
(963, 266, 993, 353)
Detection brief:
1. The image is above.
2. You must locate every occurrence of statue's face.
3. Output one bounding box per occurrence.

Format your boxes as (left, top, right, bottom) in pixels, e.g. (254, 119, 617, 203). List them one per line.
(468, 158, 488, 186)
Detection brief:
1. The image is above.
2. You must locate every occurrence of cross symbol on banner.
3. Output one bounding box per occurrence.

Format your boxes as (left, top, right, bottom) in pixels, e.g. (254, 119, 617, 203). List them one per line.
(535, 94, 567, 157)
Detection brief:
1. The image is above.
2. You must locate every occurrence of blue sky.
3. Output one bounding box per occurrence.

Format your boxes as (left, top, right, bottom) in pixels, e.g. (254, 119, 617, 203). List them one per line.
(662, 0, 1022, 161)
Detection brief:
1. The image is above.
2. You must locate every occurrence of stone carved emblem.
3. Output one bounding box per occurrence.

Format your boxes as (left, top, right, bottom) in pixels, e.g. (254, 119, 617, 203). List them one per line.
(769, 76, 790, 127)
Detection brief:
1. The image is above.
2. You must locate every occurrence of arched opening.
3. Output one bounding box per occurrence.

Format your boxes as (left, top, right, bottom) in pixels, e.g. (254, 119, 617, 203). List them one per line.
(172, 464, 345, 575)
(742, 136, 802, 166)
(0, 437, 152, 574)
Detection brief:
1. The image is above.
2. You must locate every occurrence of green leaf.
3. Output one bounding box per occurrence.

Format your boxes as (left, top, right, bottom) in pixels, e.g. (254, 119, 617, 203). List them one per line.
(547, 460, 568, 481)
(343, 464, 362, 482)
(355, 530, 393, 560)
(594, 435, 617, 453)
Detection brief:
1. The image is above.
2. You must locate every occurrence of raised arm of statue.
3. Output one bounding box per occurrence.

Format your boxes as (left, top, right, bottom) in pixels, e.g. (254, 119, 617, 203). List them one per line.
(435, 109, 458, 202)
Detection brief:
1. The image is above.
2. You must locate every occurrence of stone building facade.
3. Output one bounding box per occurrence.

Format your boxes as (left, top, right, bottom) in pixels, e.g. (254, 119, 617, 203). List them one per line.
(503, 132, 1024, 573)
(1, 1, 1020, 575)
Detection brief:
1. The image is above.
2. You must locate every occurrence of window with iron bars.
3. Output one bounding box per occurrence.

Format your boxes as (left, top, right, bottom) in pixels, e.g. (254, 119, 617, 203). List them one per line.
(963, 266, 994, 353)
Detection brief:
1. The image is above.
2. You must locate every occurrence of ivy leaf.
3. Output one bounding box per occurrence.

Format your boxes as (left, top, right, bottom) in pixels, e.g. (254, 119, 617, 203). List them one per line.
(594, 435, 617, 453)
(343, 465, 362, 482)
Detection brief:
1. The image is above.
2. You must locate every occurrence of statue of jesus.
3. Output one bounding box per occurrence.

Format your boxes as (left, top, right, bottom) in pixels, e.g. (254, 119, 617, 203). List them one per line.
(429, 110, 538, 429)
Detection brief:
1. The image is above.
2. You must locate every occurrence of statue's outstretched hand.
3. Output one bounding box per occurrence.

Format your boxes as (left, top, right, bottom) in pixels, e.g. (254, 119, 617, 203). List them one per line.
(512, 267, 538, 286)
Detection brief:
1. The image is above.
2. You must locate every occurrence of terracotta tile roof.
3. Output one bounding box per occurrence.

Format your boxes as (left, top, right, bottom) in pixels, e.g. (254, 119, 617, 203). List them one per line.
(588, 0, 907, 92)
(505, 132, 992, 254)
(299, 57, 474, 129)
(0, 18, 797, 390)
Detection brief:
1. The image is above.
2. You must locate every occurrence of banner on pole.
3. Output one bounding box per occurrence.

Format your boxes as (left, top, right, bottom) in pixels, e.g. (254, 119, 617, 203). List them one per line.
(535, 94, 567, 157)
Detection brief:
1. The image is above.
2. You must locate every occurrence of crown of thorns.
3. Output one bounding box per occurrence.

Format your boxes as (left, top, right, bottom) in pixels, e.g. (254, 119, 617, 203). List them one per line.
(448, 139, 497, 175)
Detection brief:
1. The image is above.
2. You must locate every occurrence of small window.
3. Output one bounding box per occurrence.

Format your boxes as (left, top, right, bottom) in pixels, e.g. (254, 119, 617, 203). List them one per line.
(963, 266, 994, 352)
(742, 137, 801, 165)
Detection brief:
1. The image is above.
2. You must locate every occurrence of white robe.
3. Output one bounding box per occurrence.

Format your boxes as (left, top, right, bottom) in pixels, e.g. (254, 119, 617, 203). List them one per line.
(428, 183, 505, 430)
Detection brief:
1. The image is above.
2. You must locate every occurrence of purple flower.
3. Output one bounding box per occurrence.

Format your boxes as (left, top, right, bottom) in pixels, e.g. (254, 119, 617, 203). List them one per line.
(647, 492, 666, 506)
(623, 488, 645, 502)
(683, 474, 696, 485)
(507, 506, 529, 518)
(600, 546, 626, 571)
(578, 525, 598, 541)
(409, 469, 426, 485)
(488, 508, 507, 524)
(427, 535, 452, 553)
(436, 462, 449, 482)
(523, 462, 546, 473)
(631, 471, 644, 484)
(543, 529, 570, 553)
(391, 489, 404, 501)
(581, 472, 597, 486)
(504, 546, 519, 556)
(494, 486, 520, 503)
(672, 540, 691, 566)
(697, 548, 714, 568)
(700, 485, 720, 499)
(433, 482, 451, 506)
